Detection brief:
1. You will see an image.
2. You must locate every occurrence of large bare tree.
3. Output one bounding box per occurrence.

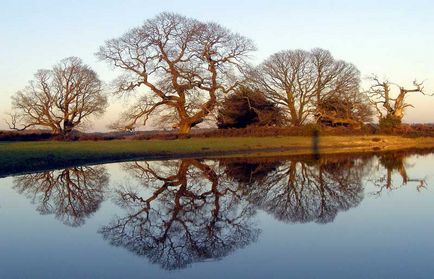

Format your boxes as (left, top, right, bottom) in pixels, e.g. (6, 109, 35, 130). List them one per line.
(97, 12, 255, 134)
(8, 57, 107, 134)
(253, 48, 361, 126)
(367, 75, 432, 124)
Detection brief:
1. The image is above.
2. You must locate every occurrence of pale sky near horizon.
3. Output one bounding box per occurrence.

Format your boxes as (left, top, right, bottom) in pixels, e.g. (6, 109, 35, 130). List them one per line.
(1, 0, 434, 131)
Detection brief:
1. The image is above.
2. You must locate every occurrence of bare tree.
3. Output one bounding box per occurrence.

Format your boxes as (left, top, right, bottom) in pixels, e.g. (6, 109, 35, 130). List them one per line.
(253, 48, 360, 126)
(367, 75, 432, 124)
(97, 12, 255, 134)
(8, 57, 107, 134)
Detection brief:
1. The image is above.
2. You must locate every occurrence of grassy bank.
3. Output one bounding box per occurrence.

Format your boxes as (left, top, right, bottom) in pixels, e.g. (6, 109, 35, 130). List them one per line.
(1, 135, 434, 177)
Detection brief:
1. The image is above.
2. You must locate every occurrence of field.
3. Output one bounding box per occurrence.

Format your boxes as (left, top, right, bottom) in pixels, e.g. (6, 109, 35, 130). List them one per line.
(2, 135, 434, 177)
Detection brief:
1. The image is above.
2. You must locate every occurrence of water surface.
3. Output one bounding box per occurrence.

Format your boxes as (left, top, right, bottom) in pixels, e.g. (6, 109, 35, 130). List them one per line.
(1, 150, 433, 278)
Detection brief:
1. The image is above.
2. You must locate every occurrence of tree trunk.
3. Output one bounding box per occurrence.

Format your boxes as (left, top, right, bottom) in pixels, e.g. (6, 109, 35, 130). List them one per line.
(63, 119, 74, 135)
(290, 117, 302, 127)
(392, 109, 404, 121)
(178, 121, 192, 134)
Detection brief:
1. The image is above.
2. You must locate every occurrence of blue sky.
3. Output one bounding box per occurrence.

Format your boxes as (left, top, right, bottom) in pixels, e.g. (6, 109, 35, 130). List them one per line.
(1, 0, 434, 130)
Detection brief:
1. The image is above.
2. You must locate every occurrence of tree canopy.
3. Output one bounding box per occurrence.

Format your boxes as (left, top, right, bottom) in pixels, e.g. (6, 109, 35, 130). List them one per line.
(97, 12, 255, 134)
(253, 48, 361, 126)
(9, 57, 107, 134)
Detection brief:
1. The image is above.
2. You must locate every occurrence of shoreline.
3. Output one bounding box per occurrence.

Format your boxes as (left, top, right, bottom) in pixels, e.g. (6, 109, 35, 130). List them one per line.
(1, 135, 434, 177)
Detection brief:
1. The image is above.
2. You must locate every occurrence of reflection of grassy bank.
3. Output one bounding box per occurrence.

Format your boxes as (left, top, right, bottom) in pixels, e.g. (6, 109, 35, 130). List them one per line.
(1, 135, 434, 177)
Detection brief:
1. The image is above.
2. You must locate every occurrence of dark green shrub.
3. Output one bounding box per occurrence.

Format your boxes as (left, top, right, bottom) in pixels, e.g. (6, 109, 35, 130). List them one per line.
(217, 87, 286, 129)
(379, 115, 401, 130)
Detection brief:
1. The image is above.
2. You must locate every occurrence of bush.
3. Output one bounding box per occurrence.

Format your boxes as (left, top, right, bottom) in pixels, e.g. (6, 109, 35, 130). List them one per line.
(0, 130, 53, 141)
(217, 87, 286, 129)
(379, 115, 401, 130)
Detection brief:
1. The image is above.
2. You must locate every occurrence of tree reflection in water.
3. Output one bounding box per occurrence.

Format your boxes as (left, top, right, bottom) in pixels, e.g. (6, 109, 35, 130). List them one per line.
(100, 159, 259, 270)
(222, 156, 370, 224)
(101, 154, 382, 269)
(13, 150, 430, 270)
(14, 166, 108, 227)
(370, 150, 429, 196)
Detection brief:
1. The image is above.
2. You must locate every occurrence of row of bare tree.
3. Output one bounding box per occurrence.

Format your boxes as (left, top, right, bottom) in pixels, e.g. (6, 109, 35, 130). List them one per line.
(7, 13, 431, 135)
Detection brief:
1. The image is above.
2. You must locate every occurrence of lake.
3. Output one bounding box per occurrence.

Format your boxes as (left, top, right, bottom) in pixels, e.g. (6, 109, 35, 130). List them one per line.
(1, 150, 434, 279)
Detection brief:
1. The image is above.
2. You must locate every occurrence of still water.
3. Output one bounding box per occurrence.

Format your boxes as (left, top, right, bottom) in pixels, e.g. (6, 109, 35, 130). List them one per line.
(1, 150, 434, 279)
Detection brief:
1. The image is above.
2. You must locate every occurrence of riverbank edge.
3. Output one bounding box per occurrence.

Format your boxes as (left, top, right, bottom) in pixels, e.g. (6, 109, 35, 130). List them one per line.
(1, 135, 434, 177)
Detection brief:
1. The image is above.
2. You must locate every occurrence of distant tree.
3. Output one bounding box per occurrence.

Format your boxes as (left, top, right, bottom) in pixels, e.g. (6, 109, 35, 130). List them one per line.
(97, 12, 255, 134)
(367, 75, 432, 126)
(8, 57, 107, 135)
(253, 48, 360, 126)
(216, 87, 286, 128)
